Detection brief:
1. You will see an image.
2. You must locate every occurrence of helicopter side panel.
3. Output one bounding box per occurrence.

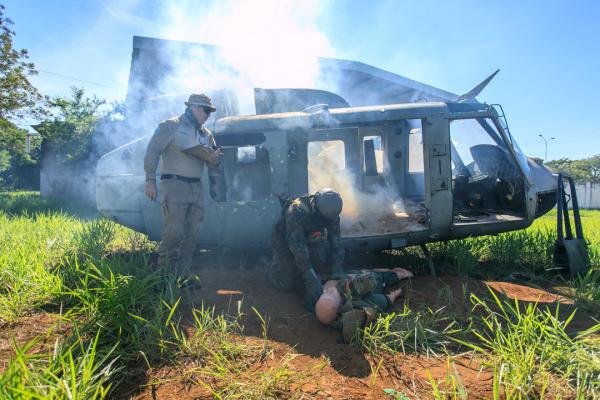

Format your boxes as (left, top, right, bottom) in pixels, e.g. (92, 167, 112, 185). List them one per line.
(96, 136, 149, 233)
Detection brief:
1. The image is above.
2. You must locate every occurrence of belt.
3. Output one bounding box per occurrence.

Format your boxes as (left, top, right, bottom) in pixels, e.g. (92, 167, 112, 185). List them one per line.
(160, 174, 201, 183)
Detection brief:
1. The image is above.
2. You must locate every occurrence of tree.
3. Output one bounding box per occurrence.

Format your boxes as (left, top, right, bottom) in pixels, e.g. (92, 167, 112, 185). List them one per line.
(0, 4, 44, 189)
(546, 155, 600, 183)
(35, 87, 105, 163)
(0, 4, 42, 120)
(0, 118, 40, 189)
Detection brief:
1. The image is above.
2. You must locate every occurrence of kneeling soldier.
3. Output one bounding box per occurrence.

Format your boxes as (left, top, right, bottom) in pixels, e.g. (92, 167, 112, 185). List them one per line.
(269, 188, 346, 311)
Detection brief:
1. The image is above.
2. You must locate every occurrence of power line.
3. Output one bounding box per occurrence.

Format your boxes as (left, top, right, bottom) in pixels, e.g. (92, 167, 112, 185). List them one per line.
(37, 69, 120, 90)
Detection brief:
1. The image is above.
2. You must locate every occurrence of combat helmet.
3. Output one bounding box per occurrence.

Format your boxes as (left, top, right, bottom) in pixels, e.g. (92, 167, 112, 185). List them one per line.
(314, 188, 343, 219)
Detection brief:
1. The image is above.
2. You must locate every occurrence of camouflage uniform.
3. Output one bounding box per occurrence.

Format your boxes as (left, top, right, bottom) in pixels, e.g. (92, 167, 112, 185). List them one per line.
(270, 194, 345, 311)
(334, 270, 401, 342)
(144, 107, 220, 272)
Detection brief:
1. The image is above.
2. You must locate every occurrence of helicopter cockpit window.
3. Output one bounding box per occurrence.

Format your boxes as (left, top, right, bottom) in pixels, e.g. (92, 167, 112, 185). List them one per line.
(450, 118, 525, 217)
(218, 144, 272, 202)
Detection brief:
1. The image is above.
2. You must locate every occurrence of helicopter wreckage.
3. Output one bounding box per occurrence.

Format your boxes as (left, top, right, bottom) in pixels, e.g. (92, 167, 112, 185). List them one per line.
(97, 39, 581, 273)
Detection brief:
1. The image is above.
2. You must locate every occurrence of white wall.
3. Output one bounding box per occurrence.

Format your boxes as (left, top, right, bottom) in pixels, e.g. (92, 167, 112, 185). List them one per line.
(575, 182, 600, 209)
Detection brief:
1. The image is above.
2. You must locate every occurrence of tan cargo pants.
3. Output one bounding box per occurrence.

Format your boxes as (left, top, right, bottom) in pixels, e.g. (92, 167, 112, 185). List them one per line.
(157, 178, 204, 273)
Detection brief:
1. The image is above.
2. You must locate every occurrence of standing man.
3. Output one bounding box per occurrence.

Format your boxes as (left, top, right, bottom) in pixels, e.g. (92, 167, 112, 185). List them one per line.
(144, 94, 221, 274)
(269, 188, 346, 311)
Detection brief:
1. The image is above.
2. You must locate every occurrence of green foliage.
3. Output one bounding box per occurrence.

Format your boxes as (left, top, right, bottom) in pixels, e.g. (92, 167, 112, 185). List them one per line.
(0, 116, 41, 190)
(36, 87, 105, 163)
(546, 155, 600, 183)
(359, 304, 462, 357)
(0, 191, 99, 216)
(1, 193, 600, 398)
(0, 4, 42, 120)
(0, 330, 119, 399)
(0, 210, 72, 322)
(455, 289, 600, 399)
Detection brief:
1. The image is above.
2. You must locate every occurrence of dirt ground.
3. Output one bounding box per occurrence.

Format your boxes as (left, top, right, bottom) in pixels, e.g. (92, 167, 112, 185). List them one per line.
(1, 268, 594, 399)
(0, 313, 71, 374)
(126, 268, 593, 400)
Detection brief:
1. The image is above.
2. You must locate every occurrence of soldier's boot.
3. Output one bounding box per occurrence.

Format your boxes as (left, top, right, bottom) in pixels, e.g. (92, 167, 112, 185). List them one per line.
(301, 268, 324, 311)
(340, 309, 366, 343)
(340, 306, 376, 343)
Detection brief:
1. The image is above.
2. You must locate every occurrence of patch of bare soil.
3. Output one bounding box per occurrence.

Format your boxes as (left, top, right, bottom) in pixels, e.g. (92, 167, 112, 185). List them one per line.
(0, 313, 71, 374)
(125, 268, 595, 399)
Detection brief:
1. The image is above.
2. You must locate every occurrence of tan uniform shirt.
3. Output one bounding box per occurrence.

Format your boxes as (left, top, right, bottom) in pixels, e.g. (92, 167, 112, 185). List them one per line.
(144, 113, 219, 181)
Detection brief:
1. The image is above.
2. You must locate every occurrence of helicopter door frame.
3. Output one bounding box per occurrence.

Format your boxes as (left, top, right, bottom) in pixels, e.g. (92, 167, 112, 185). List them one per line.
(422, 115, 453, 233)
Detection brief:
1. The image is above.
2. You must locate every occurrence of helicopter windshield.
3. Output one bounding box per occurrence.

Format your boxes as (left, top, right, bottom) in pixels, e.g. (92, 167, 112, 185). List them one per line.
(450, 117, 527, 217)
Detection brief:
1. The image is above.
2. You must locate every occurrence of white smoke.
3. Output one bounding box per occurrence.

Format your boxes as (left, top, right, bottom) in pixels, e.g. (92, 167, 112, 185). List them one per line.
(89, 0, 429, 235)
(154, 0, 334, 114)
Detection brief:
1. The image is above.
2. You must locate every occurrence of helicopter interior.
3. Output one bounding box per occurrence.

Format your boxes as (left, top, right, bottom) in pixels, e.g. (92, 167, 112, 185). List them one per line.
(450, 117, 526, 224)
(306, 121, 429, 238)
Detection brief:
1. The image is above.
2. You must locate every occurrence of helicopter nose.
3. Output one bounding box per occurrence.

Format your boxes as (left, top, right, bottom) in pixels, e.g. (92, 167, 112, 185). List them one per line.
(529, 160, 558, 217)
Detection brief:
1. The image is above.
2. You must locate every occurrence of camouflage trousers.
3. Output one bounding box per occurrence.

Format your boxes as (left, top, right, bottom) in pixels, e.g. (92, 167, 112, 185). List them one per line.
(157, 179, 204, 273)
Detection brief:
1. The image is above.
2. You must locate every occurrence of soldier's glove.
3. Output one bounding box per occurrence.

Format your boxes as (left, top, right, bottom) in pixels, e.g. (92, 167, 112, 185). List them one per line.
(302, 268, 324, 311)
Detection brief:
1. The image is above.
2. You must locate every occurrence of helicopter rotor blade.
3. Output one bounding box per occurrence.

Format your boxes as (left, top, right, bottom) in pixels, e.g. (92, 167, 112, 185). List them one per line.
(456, 69, 500, 103)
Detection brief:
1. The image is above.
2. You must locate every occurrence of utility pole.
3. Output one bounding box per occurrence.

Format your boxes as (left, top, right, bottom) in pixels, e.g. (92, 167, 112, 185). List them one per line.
(538, 134, 555, 162)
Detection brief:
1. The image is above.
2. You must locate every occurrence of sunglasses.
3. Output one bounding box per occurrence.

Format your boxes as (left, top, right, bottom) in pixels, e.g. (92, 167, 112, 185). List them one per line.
(201, 106, 213, 114)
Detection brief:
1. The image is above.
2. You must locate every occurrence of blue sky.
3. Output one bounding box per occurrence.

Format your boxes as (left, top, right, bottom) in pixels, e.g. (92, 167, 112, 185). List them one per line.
(4, 0, 599, 161)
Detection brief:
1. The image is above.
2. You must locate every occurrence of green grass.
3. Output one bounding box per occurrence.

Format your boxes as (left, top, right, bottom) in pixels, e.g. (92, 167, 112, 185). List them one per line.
(0, 192, 312, 398)
(0, 329, 120, 399)
(359, 304, 463, 357)
(364, 210, 600, 399)
(1, 192, 600, 399)
(456, 288, 600, 399)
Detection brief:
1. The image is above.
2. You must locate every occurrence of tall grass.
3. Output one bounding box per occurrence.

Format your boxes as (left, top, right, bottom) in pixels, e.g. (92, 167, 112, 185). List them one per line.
(0, 330, 119, 399)
(454, 288, 600, 399)
(1, 192, 310, 398)
(2, 192, 600, 398)
(0, 211, 75, 321)
(0, 193, 181, 396)
(360, 304, 463, 357)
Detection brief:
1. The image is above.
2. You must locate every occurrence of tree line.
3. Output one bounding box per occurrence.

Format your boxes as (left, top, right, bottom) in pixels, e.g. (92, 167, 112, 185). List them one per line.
(0, 4, 115, 191)
(545, 156, 600, 184)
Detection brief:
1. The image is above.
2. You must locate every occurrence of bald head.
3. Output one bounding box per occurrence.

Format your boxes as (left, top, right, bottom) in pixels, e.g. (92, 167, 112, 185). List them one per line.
(315, 286, 343, 325)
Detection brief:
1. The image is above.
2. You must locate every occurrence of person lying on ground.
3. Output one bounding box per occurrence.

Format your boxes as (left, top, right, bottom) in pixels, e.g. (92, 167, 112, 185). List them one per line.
(315, 267, 413, 342)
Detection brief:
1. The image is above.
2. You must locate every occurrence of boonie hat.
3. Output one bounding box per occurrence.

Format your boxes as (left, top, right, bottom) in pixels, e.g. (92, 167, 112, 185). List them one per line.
(185, 93, 217, 111)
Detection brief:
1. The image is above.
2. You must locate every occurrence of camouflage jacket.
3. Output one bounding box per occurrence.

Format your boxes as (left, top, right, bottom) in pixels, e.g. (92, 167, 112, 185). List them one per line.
(334, 270, 400, 342)
(278, 195, 345, 273)
(335, 271, 392, 312)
